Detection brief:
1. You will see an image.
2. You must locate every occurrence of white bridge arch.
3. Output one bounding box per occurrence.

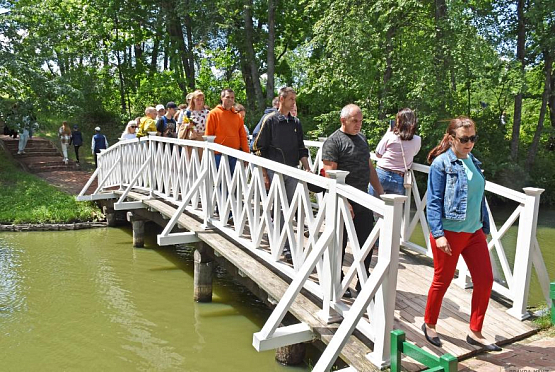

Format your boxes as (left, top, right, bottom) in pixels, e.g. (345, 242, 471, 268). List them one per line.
(77, 135, 549, 371)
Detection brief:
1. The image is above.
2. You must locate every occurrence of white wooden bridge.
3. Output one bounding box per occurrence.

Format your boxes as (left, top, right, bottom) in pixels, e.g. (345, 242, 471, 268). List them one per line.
(77, 135, 551, 371)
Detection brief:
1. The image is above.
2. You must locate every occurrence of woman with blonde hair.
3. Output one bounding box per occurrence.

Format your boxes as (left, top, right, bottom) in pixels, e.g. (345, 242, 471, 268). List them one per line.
(185, 90, 210, 140)
(58, 121, 72, 164)
(120, 120, 138, 140)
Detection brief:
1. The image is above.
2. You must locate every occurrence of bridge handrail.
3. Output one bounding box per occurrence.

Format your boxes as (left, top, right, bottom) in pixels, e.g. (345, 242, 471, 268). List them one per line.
(303, 141, 550, 320)
(80, 135, 405, 368)
(78, 134, 550, 368)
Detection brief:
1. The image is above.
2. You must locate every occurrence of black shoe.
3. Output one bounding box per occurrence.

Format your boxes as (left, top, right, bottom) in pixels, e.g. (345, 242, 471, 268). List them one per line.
(466, 335, 502, 351)
(422, 323, 442, 347)
(343, 288, 352, 298)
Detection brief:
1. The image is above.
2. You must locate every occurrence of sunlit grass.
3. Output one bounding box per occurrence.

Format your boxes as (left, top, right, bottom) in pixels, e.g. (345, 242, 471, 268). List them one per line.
(0, 150, 101, 224)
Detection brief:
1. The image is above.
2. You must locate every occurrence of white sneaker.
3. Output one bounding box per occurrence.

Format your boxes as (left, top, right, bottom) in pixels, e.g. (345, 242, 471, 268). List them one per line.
(17, 151, 22, 155)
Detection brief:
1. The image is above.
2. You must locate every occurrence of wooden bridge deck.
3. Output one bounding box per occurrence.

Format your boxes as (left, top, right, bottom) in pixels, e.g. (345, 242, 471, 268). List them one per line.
(110, 190, 537, 371)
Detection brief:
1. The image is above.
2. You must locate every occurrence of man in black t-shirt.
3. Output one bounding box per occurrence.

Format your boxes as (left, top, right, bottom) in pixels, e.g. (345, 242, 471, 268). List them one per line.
(322, 104, 384, 297)
(156, 102, 178, 138)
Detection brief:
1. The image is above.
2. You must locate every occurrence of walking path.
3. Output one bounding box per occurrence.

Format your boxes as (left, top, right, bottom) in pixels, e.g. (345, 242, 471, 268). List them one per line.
(458, 330, 555, 372)
(0, 135, 95, 195)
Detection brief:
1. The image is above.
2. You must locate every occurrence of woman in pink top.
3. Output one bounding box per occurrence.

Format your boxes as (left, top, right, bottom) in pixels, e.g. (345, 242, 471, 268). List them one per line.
(369, 108, 421, 196)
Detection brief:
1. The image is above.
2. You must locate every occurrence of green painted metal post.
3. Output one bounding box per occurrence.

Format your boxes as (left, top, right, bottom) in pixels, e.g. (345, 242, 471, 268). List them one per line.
(439, 353, 458, 372)
(390, 330, 405, 372)
(550, 282, 555, 325)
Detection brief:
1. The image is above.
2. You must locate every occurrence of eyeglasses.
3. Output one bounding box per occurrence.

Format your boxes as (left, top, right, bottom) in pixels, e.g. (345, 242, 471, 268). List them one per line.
(130, 126, 137, 129)
(456, 135, 478, 144)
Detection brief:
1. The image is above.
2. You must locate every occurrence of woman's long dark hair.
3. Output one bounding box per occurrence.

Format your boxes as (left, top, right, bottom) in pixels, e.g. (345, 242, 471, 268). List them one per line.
(427, 116, 476, 164)
(393, 108, 417, 141)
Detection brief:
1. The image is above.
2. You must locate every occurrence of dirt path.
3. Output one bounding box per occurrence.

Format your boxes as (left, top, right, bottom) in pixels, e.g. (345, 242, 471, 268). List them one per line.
(0, 134, 97, 195)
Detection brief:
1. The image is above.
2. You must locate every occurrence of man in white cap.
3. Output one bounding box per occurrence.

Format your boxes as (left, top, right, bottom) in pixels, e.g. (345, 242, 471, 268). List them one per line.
(91, 126, 108, 168)
(155, 104, 166, 121)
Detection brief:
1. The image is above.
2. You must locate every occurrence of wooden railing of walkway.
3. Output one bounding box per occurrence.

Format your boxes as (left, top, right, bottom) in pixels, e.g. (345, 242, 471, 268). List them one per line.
(77, 135, 550, 371)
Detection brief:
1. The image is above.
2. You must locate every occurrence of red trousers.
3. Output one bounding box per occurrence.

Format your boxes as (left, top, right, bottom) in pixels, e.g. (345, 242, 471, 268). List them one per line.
(424, 229, 493, 332)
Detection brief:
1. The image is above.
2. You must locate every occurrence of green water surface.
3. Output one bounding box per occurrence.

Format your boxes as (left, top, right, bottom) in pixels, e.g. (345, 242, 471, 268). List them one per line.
(0, 227, 308, 371)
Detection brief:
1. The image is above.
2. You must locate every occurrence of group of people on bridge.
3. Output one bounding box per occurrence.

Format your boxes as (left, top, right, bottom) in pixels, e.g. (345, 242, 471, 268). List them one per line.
(116, 86, 500, 353)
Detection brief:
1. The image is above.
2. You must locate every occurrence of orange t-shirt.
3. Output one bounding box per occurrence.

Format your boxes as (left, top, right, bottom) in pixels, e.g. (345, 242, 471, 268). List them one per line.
(205, 105, 249, 153)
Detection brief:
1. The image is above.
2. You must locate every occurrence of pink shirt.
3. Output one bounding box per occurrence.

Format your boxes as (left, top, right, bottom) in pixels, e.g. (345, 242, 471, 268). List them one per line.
(375, 130, 421, 173)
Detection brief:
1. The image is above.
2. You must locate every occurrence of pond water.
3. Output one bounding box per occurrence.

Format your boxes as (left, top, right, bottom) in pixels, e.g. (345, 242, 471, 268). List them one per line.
(0, 227, 309, 371)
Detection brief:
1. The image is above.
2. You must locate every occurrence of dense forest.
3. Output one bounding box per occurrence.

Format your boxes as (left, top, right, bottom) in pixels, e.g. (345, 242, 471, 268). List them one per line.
(0, 0, 554, 203)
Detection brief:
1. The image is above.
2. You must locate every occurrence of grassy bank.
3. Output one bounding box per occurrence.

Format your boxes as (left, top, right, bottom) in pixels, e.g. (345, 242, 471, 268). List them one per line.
(0, 150, 101, 224)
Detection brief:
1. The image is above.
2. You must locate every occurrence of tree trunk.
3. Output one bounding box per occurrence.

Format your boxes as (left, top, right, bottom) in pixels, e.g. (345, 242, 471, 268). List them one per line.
(183, 4, 196, 91)
(240, 57, 257, 113)
(548, 62, 555, 151)
(150, 19, 163, 74)
(243, 0, 265, 112)
(378, 25, 395, 120)
(266, 0, 277, 104)
(163, 0, 195, 91)
(56, 50, 66, 76)
(511, 0, 527, 160)
(114, 15, 127, 114)
(526, 51, 552, 168)
(433, 0, 450, 115)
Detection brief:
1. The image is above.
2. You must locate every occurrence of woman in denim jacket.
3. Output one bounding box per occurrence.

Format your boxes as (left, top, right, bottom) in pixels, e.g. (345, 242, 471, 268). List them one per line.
(422, 117, 501, 351)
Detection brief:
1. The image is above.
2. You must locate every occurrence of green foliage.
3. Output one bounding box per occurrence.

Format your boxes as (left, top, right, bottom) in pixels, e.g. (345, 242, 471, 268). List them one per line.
(1, 0, 554, 204)
(0, 151, 100, 224)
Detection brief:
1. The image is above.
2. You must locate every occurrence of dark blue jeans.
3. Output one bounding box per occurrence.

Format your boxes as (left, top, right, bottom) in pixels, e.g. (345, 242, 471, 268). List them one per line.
(369, 167, 405, 196)
(215, 154, 237, 174)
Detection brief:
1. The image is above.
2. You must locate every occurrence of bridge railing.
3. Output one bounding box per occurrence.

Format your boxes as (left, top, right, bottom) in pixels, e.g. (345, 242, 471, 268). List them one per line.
(304, 141, 551, 321)
(78, 135, 406, 368)
(78, 135, 550, 369)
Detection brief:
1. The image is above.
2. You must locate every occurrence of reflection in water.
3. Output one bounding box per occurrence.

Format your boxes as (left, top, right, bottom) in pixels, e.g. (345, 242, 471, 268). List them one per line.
(0, 229, 304, 372)
(0, 240, 25, 318)
(94, 256, 186, 370)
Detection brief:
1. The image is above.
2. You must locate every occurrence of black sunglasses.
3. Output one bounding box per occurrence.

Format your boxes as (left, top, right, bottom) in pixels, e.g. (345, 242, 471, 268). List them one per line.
(456, 135, 478, 144)
(130, 125, 138, 129)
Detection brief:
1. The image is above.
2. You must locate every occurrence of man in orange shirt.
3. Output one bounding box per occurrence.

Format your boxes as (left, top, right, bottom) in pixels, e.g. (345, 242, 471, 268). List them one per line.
(205, 89, 250, 172)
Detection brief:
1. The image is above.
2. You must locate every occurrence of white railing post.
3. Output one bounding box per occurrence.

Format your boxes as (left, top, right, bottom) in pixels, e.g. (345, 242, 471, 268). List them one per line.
(367, 194, 406, 368)
(202, 136, 216, 229)
(400, 170, 410, 242)
(118, 144, 124, 190)
(148, 137, 155, 198)
(326, 170, 349, 316)
(507, 187, 544, 320)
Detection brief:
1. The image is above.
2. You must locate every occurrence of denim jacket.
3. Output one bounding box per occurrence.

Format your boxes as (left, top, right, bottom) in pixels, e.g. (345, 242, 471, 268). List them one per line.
(427, 148, 490, 238)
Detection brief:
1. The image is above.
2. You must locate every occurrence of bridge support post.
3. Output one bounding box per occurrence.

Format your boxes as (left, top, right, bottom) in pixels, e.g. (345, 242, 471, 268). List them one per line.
(275, 342, 306, 366)
(127, 212, 146, 248)
(194, 242, 213, 302)
(103, 206, 117, 227)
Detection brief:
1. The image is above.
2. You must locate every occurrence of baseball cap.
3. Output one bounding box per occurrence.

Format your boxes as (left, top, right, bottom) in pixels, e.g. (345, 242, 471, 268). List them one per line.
(156, 104, 165, 111)
(95, 126, 100, 131)
(166, 101, 178, 109)
(73, 125, 78, 129)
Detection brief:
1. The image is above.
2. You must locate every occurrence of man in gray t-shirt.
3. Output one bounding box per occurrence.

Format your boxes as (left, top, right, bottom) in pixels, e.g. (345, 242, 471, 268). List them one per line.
(321, 104, 383, 297)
